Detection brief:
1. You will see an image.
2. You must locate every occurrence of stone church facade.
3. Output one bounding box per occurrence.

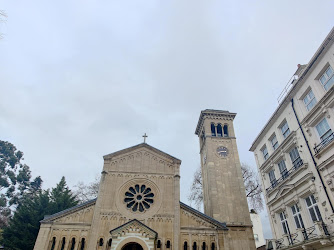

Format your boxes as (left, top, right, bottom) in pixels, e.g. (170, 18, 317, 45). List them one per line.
(33, 110, 256, 250)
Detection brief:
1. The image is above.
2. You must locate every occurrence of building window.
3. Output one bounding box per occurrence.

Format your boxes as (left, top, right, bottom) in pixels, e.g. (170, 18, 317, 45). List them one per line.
(261, 146, 269, 161)
(99, 238, 104, 246)
(211, 123, 216, 136)
(279, 211, 289, 235)
(157, 240, 161, 248)
(319, 65, 334, 90)
(217, 124, 222, 137)
(184, 242, 188, 250)
(291, 204, 304, 229)
(50, 237, 56, 250)
(316, 118, 332, 142)
(223, 125, 228, 137)
(193, 242, 197, 250)
(305, 195, 322, 222)
(60, 237, 66, 250)
(80, 238, 85, 250)
(108, 239, 112, 247)
(211, 243, 215, 250)
(289, 147, 302, 169)
(166, 240, 171, 248)
(278, 160, 288, 179)
(70, 238, 76, 250)
(303, 89, 317, 111)
(254, 234, 259, 241)
(202, 242, 206, 250)
(268, 169, 276, 188)
(271, 134, 279, 150)
(124, 184, 154, 212)
(281, 121, 290, 139)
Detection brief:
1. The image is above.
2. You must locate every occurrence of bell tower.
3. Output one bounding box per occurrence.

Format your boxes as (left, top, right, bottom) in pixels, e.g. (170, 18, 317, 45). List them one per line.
(195, 109, 252, 225)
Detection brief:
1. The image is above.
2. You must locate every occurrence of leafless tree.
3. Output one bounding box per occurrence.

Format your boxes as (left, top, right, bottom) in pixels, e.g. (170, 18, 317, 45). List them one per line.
(188, 163, 263, 212)
(73, 176, 100, 203)
(0, 10, 7, 39)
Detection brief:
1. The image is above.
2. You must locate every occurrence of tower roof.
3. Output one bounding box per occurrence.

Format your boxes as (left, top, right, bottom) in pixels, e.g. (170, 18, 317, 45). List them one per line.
(195, 109, 236, 135)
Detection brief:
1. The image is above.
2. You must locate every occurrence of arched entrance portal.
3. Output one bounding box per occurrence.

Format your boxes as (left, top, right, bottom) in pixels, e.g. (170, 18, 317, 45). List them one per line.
(121, 242, 144, 250)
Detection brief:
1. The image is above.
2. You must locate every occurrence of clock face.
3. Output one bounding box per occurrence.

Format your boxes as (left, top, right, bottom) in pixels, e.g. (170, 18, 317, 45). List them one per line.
(217, 146, 228, 157)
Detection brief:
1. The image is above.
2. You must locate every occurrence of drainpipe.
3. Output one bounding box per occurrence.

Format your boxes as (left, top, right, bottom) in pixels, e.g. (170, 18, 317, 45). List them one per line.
(291, 98, 334, 213)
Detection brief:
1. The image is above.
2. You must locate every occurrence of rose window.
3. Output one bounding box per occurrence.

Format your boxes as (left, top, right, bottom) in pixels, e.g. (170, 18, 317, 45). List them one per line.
(124, 184, 154, 212)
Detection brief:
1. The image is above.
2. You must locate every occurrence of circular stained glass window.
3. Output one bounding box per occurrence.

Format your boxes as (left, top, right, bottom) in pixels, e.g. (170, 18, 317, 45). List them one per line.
(124, 184, 154, 212)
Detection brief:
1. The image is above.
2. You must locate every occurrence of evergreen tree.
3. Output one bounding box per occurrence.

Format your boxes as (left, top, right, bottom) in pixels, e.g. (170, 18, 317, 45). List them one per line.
(49, 176, 78, 214)
(0, 140, 42, 227)
(2, 191, 50, 250)
(1, 177, 78, 250)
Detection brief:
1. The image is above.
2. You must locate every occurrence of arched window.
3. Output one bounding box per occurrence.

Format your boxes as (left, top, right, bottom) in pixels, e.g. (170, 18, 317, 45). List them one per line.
(166, 240, 171, 248)
(193, 242, 197, 250)
(80, 238, 85, 250)
(223, 125, 228, 137)
(184, 242, 188, 250)
(211, 242, 215, 250)
(99, 238, 104, 246)
(70, 238, 76, 250)
(202, 242, 206, 250)
(60, 237, 66, 250)
(50, 237, 56, 250)
(157, 240, 161, 248)
(211, 123, 216, 136)
(217, 124, 222, 137)
(108, 239, 112, 247)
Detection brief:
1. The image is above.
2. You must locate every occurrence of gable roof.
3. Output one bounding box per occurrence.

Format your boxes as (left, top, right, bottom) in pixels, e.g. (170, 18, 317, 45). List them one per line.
(110, 219, 158, 239)
(180, 202, 228, 230)
(103, 143, 181, 164)
(40, 198, 97, 223)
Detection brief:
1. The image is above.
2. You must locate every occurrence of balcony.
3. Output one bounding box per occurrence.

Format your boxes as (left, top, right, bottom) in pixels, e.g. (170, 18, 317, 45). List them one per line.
(314, 132, 334, 154)
(267, 222, 331, 250)
(266, 158, 303, 193)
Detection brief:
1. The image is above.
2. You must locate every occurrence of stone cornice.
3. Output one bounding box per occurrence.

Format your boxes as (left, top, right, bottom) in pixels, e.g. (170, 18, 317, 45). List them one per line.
(103, 143, 181, 165)
(195, 109, 236, 135)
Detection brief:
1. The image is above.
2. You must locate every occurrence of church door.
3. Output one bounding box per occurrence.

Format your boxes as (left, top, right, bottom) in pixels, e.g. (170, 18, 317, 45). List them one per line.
(121, 243, 144, 250)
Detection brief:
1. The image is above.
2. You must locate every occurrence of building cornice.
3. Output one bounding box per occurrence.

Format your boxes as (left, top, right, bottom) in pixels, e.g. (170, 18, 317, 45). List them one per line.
(195, 109, 236, 135)
(250, 27, 334, 152)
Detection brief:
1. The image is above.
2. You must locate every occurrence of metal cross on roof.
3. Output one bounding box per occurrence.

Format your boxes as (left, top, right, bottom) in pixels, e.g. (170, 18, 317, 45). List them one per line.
(142, 133, 148, 143)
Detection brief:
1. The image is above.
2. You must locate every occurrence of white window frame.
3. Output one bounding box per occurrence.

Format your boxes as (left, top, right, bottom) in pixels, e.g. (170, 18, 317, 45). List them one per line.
(289, 147, 302, 169)
(279, 211, 289, 235)
(268, 169, 276, 187)
(280, 121, 290, 139)
(305, 195, 322, 222)
(319, 65, 334, 91)
(261, 146, 269, 161)
(303, 89, 317, 111)
(271, 134, 279, 150)
(316, 118, 332, 142)
(291, 204, 304, 229)
(278, 160, 288, 179)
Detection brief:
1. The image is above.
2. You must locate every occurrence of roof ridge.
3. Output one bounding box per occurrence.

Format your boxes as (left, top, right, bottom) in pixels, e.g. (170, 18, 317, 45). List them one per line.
(180, 201, 228, 230)
(41, 198, 97, 222)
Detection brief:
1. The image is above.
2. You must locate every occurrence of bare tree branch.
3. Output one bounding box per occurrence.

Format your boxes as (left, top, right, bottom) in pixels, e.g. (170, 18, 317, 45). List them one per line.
(188, 163, 264, 212)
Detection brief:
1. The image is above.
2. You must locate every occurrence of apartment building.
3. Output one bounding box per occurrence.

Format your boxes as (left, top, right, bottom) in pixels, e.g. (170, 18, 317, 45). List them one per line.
(250, 27, 334, 249)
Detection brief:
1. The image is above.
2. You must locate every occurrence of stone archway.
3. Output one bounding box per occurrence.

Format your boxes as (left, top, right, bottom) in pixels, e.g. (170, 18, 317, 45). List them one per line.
(121, 242, 144, 250)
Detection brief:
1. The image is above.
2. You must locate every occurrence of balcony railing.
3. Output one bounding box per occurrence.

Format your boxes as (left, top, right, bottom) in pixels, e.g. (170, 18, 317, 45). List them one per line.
(266, 158, 303, 193)
(268, 222, 330, 250)
(314, 132, 334, 154)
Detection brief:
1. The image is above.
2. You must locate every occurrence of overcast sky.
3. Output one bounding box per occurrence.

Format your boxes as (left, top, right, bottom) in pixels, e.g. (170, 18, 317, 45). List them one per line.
(1, 0, 334, 239)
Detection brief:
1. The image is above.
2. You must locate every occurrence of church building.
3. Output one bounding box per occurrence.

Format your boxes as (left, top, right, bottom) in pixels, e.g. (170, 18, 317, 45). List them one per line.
(33, 110, 256, 250)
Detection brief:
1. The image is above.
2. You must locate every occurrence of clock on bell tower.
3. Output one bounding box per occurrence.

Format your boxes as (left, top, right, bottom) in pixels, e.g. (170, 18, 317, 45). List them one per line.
(195, 109, 252, 226)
